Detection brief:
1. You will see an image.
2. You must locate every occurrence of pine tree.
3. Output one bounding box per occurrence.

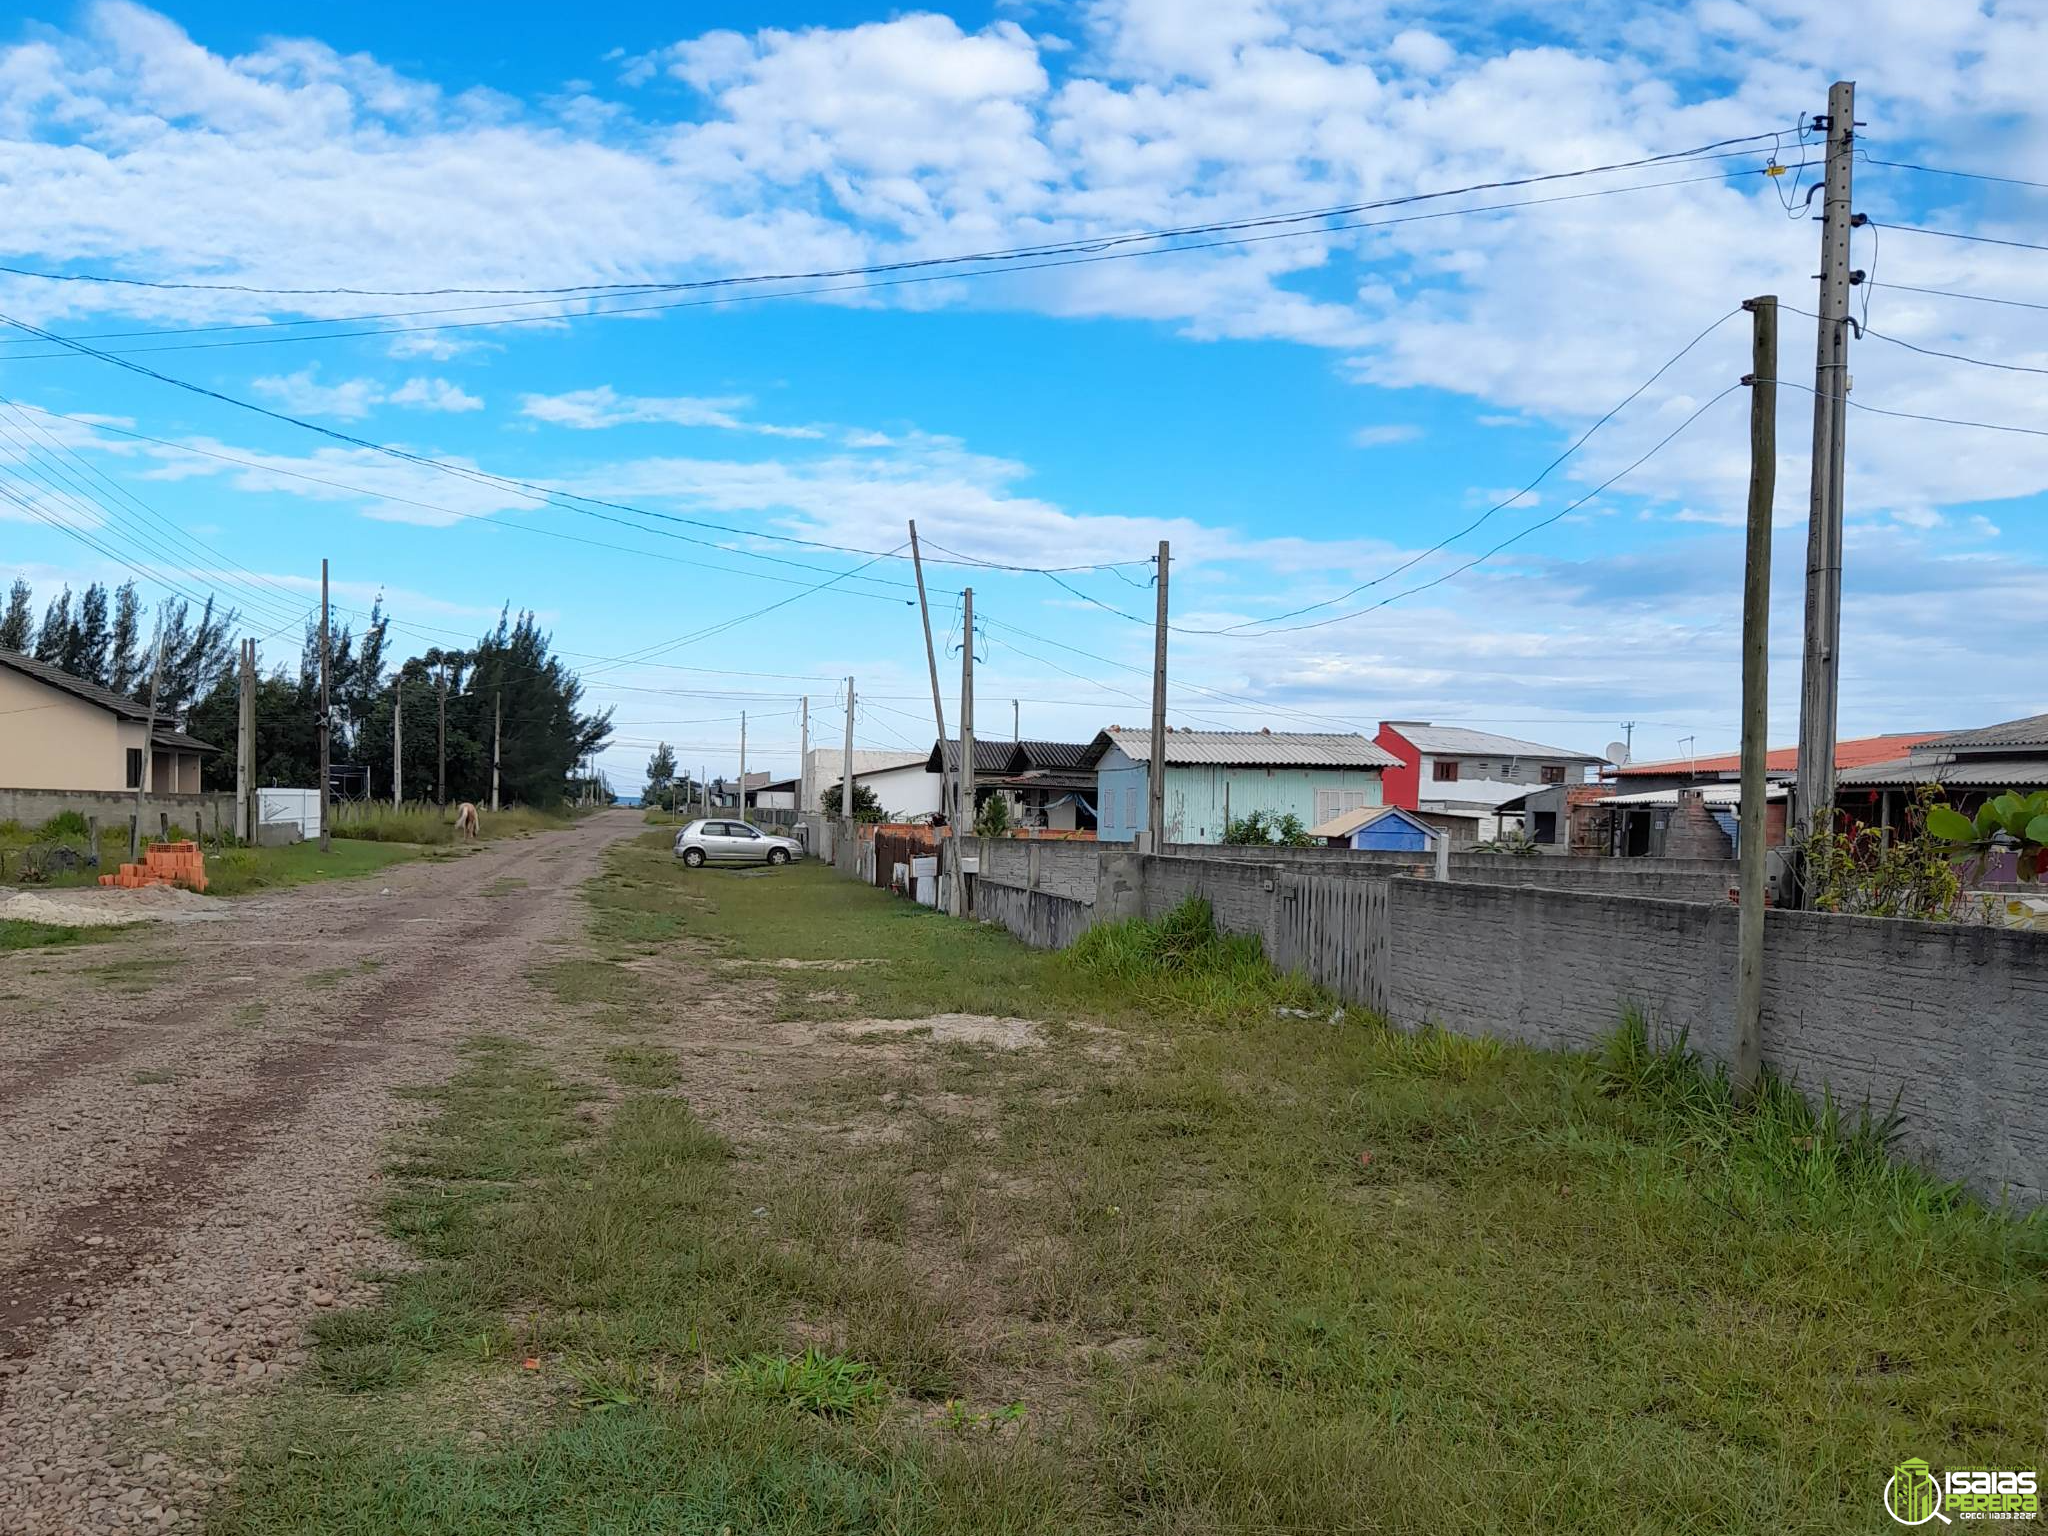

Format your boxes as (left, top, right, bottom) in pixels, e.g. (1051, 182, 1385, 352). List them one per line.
(644, 742, 679, 808)
(0, 579, 33, 653)
(107, 583, 144, 694)
(31, 587, 71, 664)
(67, 583, 112, 684)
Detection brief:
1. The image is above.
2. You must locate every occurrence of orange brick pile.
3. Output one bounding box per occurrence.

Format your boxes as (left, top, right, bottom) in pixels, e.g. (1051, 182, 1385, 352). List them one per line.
(97, 840, 209, 893)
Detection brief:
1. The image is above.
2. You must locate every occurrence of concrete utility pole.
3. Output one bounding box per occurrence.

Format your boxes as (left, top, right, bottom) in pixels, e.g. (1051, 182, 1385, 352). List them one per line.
(1012, 697, 1019, 743)
(907, 520, 952, 841)
(392, 676, 403, 805)
(958, 588, 975, 827)
(130, 613, 167, 861)
(1794, 79, 1858, 871)
(840, 677, 854, 821)
(490, 688, 502, 812)
(318, 558, 331, 853)
(436, 666, 447, 808)
(235, 638, 254, 842)
(1735, 294, 1778, 1103)
(799, 695, 809, 812)
(738, 710, 748, 823)
(1147, 540, 1170, 851)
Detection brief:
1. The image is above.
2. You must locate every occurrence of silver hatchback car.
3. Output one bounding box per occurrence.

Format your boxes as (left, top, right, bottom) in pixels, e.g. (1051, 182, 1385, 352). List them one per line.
(674, 818, 802, 868)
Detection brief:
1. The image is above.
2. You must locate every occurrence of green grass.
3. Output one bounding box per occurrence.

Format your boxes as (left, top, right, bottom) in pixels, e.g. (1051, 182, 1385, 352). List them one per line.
(211, 835, 2048, 1535)
(331, 801, 577, 845)
(0, 918, 122, 950)
(204, 839, 424, 897)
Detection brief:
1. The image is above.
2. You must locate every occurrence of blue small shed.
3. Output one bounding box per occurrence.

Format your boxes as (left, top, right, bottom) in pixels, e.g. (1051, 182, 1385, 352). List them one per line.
(1322, 805, 1437, 852)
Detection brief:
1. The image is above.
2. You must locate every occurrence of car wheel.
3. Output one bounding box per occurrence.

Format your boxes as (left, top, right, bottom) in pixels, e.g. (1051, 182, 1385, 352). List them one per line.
(683, 847, 706, 868)
(768, 847, 790, 865)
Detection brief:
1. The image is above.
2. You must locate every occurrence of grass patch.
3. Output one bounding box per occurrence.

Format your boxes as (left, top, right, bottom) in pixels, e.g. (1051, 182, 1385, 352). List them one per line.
(214, 841, 2048, 1535)
(331, 801, 577, 845)
(0, 918, 122, 951)
(132, 1067, 177, 1085)
(603, 1046, 678, 1088)
(206, 839, 423, 898)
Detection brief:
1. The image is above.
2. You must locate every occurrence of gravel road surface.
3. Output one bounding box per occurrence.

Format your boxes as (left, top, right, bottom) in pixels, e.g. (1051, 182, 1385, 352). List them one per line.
(0, 812, 638, 1534)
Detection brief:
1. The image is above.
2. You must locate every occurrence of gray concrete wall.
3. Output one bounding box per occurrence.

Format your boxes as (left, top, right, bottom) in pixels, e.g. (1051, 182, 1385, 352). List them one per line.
(1159, 841, 1736, 902)
(1384, 879, 2048, 1204)
(0, 786, 235, 836)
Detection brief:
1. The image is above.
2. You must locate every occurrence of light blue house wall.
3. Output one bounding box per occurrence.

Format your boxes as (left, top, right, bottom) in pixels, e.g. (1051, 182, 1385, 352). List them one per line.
(1094, 743, 1384, 844)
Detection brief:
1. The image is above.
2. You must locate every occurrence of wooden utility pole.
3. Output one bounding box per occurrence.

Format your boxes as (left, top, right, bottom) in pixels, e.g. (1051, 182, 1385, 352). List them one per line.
(318, 558, 331, 852)
(490, 688, 502, 812)
(1735, 295, 1778, 1103)
(907, 520, 952, 841)
(392, 676, 403, 805)
(738, 710, 748, 823)
(235, 637, 254, 842)
(436, 666, 447, 808)
(1794, 79, 1857, 875)
(1147, 540, 1170, 850)
(840, 678, 854, 821)
(130, 614, 167, 861)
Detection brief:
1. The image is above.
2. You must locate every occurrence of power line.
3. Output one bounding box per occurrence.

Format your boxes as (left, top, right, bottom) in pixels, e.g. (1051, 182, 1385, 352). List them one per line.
(0, 164, 1787, 366)
(1868, 281, 2048, 314)
(1783, 309, 2048, 378)
(1758, 378, 2048, 440)
(1194, 306, 1744, 636)
(1874, 219, 2048, 255)
(1245, 384, 1746, 636)
(1860, 154, 2048, 192)
(0, 128, 1789, 302)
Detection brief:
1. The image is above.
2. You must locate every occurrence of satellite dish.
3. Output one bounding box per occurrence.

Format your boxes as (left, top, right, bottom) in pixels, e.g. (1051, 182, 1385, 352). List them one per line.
(1604, 741, 1631, 766)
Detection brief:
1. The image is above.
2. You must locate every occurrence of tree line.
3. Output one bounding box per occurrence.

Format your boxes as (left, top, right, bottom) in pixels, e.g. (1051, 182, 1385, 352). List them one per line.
(5, 577, 611, 807)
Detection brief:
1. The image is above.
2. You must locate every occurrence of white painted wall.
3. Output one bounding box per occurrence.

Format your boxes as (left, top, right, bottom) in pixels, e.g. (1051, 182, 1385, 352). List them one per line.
(859, 762, 942, 820)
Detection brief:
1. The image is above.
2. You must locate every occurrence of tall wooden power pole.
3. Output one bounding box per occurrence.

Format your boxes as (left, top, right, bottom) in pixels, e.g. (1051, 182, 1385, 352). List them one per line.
(840, 677, 854, 821)
(1735, 295, 1778, 1103)
(1147, 540, 1170, 850)
(1794, 79, 1857, 870)
(491, 688, 502, 812)
(436, 666, 447, 808)
(958, 593, 974, 856)
(907, 522, 952, 835)
(392, 676, 403, 806)
(236, 637, 254, 842)
(130, 614, 166, 861)
(318, 558, 331, 852)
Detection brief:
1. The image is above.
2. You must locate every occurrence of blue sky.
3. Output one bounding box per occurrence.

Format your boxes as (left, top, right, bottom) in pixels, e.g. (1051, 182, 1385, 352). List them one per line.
(2, 0, 2044, 790)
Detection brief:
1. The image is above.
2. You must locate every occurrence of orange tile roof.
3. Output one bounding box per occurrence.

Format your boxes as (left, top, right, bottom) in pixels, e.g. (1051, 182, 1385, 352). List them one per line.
(1611, 732, 1946, 778)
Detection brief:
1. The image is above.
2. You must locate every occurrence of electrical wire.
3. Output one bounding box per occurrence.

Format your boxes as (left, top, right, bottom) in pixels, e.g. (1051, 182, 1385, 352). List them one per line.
(1243, 383, 1746, 636)
(1873, 220, 2048, 255)
(0, 128, 1790, 302)
(1868, 281, 2048, 314)
(0, 165, 1786, 365)
(1760, 378, 2048, 439)
(1859, 155, 2048, 193)
(1783, 308, 2048, 378)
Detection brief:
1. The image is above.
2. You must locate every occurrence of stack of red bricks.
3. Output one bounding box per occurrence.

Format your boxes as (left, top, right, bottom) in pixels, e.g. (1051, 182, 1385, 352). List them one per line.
(98, 840, 209, 893)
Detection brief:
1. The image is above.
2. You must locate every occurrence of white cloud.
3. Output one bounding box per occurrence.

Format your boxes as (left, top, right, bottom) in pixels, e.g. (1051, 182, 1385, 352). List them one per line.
(251, 367, 383, 420)
(518, 386, 824, 438)
(390, 376, 483, 412)
(1351, 423, 1422, 447)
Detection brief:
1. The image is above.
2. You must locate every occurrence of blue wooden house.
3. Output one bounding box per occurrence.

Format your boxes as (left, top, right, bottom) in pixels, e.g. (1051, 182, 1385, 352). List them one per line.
(1308, 804, 1440, 852)
(1080, 728, 1398, 845)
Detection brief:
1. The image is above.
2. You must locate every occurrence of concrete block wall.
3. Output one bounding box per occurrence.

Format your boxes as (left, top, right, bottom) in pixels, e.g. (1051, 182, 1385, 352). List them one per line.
(1159, 840, 1737, 902)
(1384, 879, 2048, 1203)
(0, 786, 235, 837)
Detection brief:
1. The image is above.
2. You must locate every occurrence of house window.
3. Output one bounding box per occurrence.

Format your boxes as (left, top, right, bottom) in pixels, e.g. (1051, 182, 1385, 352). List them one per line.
(1124, 785, 1139, 830)
(1432, 760, 1460, 782)
(1541, 765, 1566, 784)
(1314, 788, 1372, 825)
(125, 748, 143, 789)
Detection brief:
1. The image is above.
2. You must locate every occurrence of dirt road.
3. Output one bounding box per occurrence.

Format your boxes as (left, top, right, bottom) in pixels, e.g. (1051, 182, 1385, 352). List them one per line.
(0, 811, 640, 1534)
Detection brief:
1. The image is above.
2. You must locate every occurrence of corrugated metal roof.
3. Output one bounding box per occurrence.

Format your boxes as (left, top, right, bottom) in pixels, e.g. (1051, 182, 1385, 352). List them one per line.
(1087, 728, 1399, 769)
(1612, 731, 1944, 778)
(925, 738, 1017, 774)
(1014, 739, 1093, 771)
(153, 727, 219, 754)
(1921, 714, 2048, 753)
(1837, 755, 2048, 789)
(1382, 721, 1602, 760)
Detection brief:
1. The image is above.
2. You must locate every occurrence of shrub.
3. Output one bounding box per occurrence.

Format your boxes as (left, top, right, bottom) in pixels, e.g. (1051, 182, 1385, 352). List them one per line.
(1066, 896, 1331, 1025)
(38, 810, 90, 839)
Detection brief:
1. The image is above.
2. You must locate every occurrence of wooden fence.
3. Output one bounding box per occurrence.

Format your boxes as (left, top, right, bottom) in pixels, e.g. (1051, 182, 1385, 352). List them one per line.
(1267, 871, 1389, 1016)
